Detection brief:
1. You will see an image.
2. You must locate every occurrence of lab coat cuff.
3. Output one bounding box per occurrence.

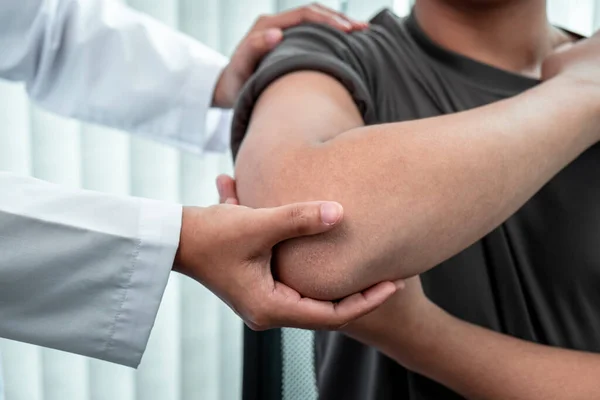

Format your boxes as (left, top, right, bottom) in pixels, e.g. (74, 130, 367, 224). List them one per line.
(103, 199, 182, 368)
(178, 55, 231, 154)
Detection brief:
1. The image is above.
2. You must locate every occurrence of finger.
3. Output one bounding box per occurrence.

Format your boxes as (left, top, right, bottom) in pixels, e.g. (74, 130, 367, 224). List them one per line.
(225, 197, 239, 205)
(553, 41, 574, 54)
(259, 201, 344, 246)
(393, 279, 406, 290)
(231, 29, 284, 80)
(255, 5, 353, 32)
(332, 281, 399, 327)
(235, 5, 363, 79)
(271, 281, 397, 329)
(306, 3, 364, 30)
(216, 174, 238, 204)
(310, 3, 368, 30)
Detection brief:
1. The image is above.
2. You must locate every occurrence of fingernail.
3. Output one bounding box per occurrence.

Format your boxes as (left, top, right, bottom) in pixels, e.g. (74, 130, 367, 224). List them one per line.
(395, 280, 406, 290)
(320, 202, 343, 225)
(333, 16, 353, 30)
(265, 29, 283, 46)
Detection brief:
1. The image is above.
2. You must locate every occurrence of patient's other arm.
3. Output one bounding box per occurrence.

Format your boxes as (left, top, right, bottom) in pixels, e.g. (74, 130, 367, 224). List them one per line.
(343, 278, 600, 400)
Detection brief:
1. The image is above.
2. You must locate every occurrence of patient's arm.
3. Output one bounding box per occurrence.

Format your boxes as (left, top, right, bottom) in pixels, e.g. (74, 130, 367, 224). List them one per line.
(344, 278, 600, 400)
(234, 70, 599, 300)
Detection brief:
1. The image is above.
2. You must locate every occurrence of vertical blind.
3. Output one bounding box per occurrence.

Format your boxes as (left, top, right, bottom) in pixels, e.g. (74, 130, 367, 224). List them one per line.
(0, 0, 598, 399)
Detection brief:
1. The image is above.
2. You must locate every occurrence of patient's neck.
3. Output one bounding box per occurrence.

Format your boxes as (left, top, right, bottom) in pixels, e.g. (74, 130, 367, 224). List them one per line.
(414, 0, 572, 78)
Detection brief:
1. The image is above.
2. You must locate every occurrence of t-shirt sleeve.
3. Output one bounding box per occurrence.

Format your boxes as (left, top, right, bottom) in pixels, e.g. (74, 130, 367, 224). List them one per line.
(231, 23, 378, 159)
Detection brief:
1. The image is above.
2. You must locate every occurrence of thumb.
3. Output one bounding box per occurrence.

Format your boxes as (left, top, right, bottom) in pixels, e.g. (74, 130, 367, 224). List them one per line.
(216, 174, 237, 204)
(232, 29, 283, 79)
(260, 201, 344, 246)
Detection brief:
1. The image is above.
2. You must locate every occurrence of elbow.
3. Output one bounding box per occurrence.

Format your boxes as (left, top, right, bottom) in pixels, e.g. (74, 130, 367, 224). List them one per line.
(271, 220, 430, 300)
(272, 227, 414, 301)
(272, 234, 364, 301)
(234, 143, 418, 300)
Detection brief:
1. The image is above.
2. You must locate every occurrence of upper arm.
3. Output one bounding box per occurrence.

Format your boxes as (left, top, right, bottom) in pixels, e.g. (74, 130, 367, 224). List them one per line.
(234, 70, 364, 209)
(230, 24, 406, 300)
(234, 72, 370, 300)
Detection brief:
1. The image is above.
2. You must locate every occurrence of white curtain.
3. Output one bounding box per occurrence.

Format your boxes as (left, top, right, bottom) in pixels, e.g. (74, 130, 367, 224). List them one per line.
(0, 0, 598, 399)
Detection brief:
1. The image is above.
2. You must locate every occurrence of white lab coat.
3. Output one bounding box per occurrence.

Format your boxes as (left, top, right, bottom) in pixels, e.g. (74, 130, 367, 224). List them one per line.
(0, 0, 232, 369)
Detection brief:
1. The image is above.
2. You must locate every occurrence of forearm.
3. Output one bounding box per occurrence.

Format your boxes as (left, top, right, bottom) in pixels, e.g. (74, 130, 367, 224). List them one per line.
(235, 73, 600, 300)
(368, 303, 600, 400)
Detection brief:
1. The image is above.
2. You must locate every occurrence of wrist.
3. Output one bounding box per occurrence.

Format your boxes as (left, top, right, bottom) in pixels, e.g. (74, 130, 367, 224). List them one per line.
(540, 74, 600, 143)
(561, 73, 600, 107)
(173, 206, 199, 276)
(393, 302, 450, 371)
(568, 76, 600, 143)
(343, 296, 441, 369)
(211, 67, 233, 109)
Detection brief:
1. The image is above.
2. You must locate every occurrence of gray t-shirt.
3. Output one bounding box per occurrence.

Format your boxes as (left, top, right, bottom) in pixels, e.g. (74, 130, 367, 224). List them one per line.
(232, 9, 598, 400)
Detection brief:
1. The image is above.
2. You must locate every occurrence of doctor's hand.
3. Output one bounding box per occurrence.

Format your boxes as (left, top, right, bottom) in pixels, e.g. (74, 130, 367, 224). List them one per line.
(172, 198, 399, 331)
(212, 4, 367, 108)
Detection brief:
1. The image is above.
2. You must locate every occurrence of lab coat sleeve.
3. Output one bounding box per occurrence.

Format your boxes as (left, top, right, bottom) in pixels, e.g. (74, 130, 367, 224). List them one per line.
(0, 0, 232, 154)
(0, 172, 181, 368)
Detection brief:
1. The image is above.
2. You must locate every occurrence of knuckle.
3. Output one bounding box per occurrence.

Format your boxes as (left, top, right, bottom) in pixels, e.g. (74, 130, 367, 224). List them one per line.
(249, 32, 265, 49)
(254, 14, 270, 27)
(306, 3, 327, 18)
(244, 305, 271, 331)
(323, 322, 341, 331)
(288, 206, 310, 234)
(328, 316, 345, 330)
(335, 321, 350, 331)
(246, 321, 262, 331)
(302, 6, 317, 18)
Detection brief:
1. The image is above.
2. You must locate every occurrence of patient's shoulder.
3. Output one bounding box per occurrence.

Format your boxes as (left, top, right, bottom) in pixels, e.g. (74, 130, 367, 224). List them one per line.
(231, 10, 422, 158)
(231, 24, 382, 158)
(270, 14, 410, 77)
